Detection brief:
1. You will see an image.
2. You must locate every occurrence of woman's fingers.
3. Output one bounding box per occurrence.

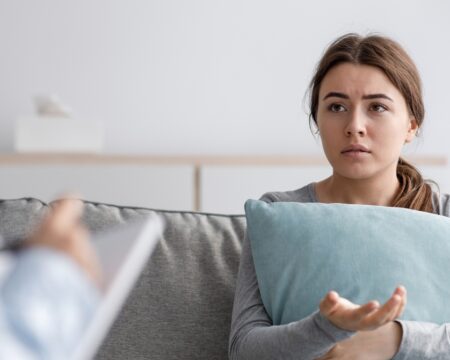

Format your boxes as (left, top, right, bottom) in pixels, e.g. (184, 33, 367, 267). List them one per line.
(319, 291, 340, 316)
(394, 286, 407, 318)
(320, 286, 408, 332)
(353, 300, 380, 320)
(363, 287, 406, 327)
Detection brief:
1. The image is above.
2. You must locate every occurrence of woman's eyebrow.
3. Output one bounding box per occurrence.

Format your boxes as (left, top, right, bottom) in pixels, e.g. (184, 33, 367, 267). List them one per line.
(322, 92, 349, 100)
(322, 92, 394, 102)
(362, 93, 394, 102)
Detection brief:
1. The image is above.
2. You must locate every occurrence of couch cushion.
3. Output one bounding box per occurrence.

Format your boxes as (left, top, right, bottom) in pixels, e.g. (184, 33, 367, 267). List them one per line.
(245, 199, 450, 326)
(80, 201, 245, 360)
(0, 198, 49, 248)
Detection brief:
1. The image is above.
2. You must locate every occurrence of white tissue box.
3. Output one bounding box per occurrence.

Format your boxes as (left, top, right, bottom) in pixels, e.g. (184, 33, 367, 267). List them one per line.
(15, 116, 104, 153)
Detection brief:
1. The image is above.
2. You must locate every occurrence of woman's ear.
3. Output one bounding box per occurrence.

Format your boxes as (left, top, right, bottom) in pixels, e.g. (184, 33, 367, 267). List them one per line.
(405, 117, 419, 143)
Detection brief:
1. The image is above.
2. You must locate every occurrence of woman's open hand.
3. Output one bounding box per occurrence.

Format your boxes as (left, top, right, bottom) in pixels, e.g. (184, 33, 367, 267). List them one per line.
(319, 286, 407, 332)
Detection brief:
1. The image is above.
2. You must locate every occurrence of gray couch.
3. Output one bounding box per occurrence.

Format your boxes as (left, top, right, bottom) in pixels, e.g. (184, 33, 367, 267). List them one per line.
(0, 197, 246, 360)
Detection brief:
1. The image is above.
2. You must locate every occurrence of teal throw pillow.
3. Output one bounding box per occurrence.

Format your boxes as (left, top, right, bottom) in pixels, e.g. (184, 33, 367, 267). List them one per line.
(245, 199, 450, 325)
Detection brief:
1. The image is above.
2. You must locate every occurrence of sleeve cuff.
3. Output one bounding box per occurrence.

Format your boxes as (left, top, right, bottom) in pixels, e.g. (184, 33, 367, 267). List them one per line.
(312, 311, 356, 342)
(391, 320, 407, 360)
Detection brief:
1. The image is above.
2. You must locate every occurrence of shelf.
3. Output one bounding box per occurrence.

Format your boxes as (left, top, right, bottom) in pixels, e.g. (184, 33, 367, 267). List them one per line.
(0, 153, 447, 166)
(0, 153, 447, 212)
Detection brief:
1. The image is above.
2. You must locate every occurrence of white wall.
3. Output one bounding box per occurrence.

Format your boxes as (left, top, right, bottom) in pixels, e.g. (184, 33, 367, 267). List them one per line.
(0, 0, 449, 192)
(0, 164, 194, 210)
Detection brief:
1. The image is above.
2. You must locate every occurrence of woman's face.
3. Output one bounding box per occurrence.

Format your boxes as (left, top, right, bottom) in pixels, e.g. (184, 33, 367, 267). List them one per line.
(316, 63, 418, 181)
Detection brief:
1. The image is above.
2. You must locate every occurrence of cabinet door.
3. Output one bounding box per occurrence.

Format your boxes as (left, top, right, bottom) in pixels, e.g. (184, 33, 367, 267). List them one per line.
(0, 164, 194, 210)
(201, 165, 332, 214)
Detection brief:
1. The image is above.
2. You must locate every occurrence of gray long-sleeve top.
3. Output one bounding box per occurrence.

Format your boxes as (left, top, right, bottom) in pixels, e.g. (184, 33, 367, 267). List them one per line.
(229, 182, 450, 359)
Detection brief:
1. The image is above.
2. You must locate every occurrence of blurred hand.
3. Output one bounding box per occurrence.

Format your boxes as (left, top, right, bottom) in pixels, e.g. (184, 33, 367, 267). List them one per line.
(26, 196, 101, 286)
(319, 286, 407, 332)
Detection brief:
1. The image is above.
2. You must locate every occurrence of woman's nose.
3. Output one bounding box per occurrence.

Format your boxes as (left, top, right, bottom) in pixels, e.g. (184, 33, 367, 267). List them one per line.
(345, 110, 367, 137)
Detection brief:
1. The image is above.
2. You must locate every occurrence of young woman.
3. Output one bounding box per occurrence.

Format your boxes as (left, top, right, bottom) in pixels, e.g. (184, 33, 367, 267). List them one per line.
(229, 33, 450, 359)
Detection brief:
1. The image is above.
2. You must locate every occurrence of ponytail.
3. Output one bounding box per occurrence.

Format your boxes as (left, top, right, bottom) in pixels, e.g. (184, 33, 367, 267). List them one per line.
(392, 157, 436, 213)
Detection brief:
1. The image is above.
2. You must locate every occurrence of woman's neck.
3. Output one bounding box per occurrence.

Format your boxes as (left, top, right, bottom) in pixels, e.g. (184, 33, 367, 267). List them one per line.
(315, 172, 400, 206)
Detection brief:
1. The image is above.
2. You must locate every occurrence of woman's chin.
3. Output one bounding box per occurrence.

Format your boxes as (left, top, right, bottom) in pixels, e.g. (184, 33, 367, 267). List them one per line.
(332, 166, 377, 181)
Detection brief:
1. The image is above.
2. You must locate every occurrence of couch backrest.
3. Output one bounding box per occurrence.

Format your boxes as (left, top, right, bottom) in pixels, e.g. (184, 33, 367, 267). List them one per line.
(0, 198, 48, 248)
(0, 198, 246, 360)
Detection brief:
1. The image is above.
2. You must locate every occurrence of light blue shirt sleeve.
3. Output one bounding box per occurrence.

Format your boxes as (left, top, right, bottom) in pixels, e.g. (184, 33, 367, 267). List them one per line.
(0, 247, 100, 359)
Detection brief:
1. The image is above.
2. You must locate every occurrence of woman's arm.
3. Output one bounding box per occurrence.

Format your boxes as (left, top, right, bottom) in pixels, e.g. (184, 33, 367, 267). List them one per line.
(230, 191, 409, 359)
(392, 321, 450, 359)
(228, 236, 356, 360)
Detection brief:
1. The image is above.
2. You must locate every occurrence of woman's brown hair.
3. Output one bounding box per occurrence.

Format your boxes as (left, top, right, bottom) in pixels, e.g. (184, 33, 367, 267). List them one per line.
(307, 33, 436, 213)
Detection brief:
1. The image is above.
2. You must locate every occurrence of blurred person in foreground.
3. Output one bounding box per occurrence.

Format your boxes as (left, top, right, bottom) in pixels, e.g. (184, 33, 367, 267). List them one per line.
(0, 197, 101, 359)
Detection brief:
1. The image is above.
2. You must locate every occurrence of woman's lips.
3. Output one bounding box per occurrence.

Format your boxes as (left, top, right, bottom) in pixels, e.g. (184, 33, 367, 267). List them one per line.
(341, 144, 370, 153)
(342, 150, 371, 158)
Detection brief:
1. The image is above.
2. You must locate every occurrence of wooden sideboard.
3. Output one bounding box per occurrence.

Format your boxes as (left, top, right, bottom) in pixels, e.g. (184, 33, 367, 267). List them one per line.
(0, 154, 447, 213)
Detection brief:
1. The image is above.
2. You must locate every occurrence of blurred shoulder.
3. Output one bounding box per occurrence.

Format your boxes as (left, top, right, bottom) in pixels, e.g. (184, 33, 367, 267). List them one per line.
(259, 183, 317, 203)
(433, 190, 450, 217)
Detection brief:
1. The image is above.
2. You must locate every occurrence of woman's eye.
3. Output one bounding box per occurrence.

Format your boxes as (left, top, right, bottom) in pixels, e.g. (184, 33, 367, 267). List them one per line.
(371, 103, 388, 113)
(328, 104, 346, 112)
